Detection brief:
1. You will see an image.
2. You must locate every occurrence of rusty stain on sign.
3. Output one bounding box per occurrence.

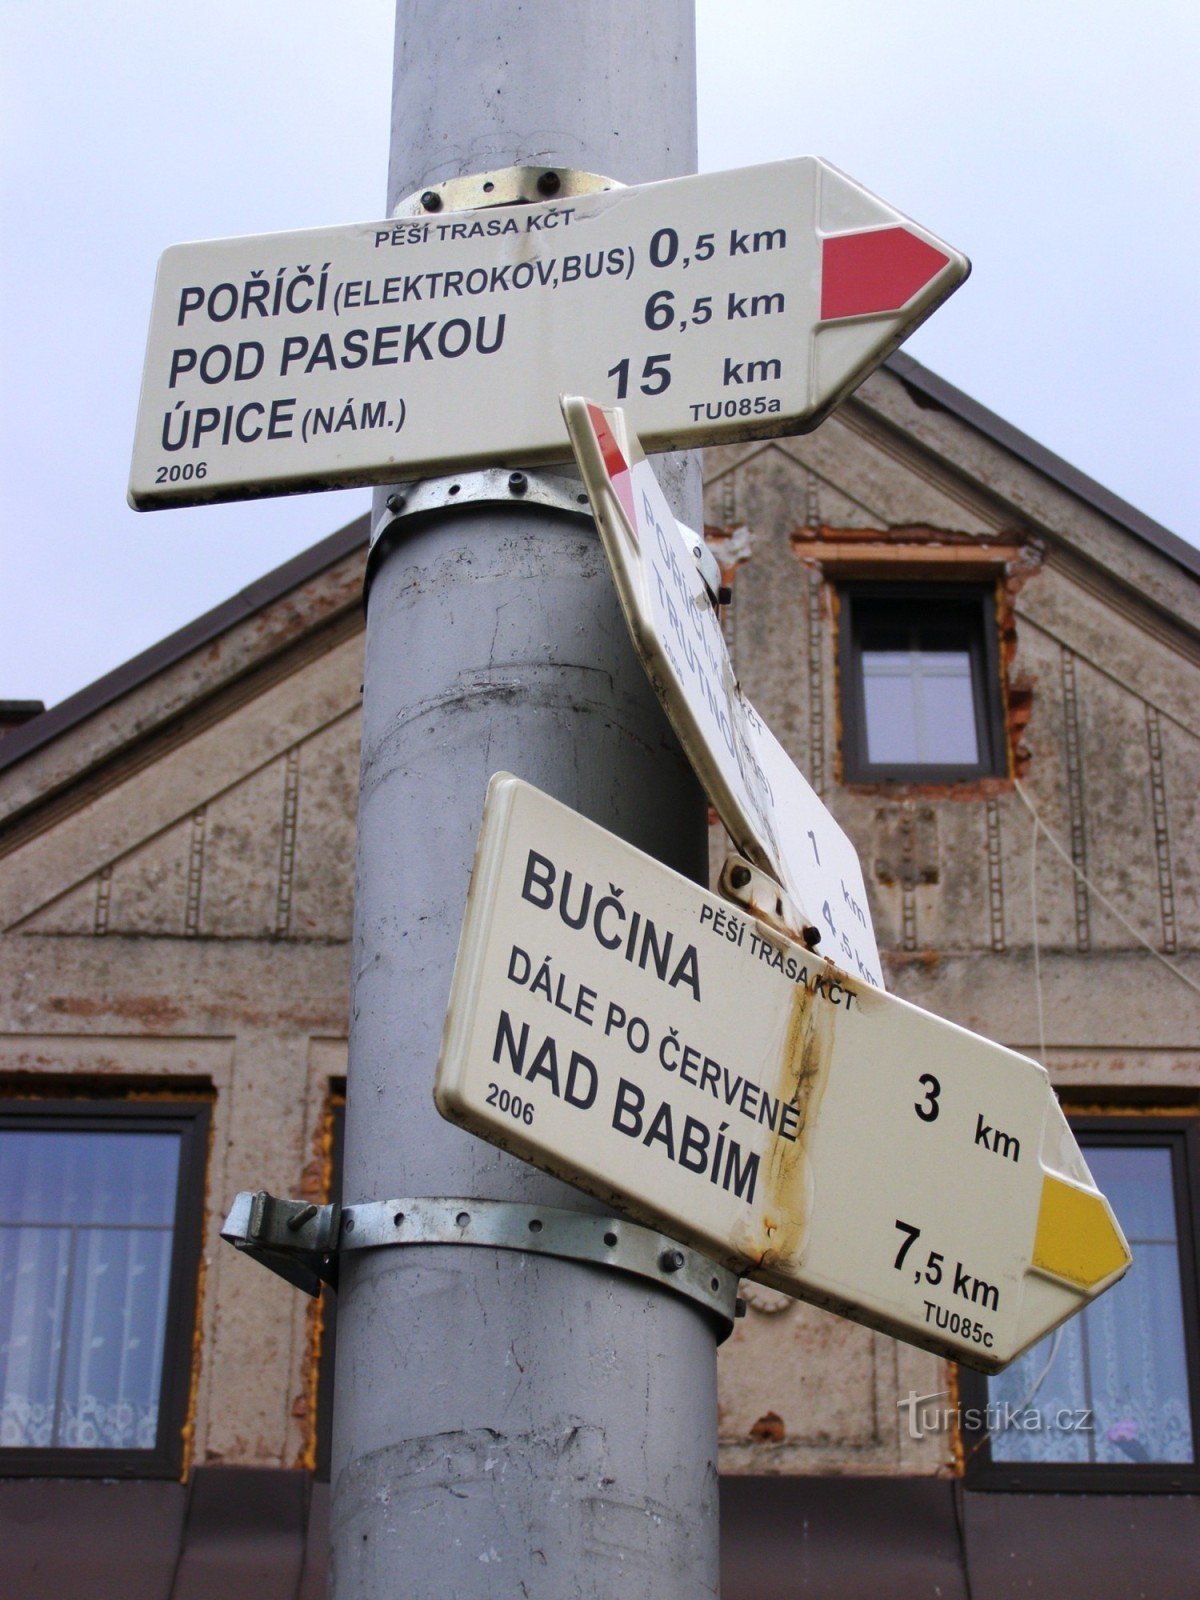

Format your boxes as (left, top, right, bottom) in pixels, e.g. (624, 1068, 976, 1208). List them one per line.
(751, 960, 839, 1273)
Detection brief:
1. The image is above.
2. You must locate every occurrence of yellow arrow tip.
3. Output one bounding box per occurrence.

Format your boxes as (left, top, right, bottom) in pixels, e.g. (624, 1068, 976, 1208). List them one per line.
(1032, 1173, 1132, 1291)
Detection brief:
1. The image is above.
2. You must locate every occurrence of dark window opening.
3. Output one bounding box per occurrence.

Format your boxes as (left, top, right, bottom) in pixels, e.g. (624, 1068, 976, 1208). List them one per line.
(839, 583, 1008, 782)
(0, 1099, 209, 1479)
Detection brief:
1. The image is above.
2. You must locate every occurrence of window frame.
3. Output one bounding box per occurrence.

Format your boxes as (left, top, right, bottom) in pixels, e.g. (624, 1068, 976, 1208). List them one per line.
(0, 1097, 210, 1480)
(960, 1116, 1200, 1493)
(838, 580, 1009, 784)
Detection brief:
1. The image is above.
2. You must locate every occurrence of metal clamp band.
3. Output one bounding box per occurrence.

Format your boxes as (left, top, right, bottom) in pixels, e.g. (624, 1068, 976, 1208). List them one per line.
(374, 468, 593, 530)
(392, 164, 622, 219)
(365, 467, 596, 594)
(221, 1191, 742, 1341)
(373, 170, 732, 606)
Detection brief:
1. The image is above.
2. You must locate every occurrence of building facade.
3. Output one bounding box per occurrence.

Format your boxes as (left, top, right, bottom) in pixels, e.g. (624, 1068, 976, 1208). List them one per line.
(2, 355, 1197, 1596)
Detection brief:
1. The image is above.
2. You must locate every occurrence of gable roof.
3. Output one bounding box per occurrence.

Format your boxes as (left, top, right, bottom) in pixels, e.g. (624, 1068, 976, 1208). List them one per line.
(0, 517, 368, 783)
(886, 353, 1200, 581)
(2, 355, 1196, 783)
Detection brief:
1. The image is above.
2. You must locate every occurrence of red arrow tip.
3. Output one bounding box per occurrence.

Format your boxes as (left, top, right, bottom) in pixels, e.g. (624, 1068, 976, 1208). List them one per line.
(821, 227, 950, 321)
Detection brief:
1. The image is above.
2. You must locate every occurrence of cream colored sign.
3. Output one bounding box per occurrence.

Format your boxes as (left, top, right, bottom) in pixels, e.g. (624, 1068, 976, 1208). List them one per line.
(435, 775, 1130, 1372)
(563, 397, 883, 986)
(130, 156, 967, 508)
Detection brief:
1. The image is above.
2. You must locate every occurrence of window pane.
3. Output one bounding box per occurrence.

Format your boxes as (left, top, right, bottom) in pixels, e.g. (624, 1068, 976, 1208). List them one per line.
(58, 1228, 174, 1449)
(988, 1314, 1091, 1464)
(0, 1226, 70, 1447)
(862, 647, 978, 766)
(0, 1129, 180, 1451)
(0, 1131, 179, 1227)
(1087, 1146, 1176, 1241)
(988, 1144, 1193, 1466)
(862, 654, 920, 763)
(1090, 1241, 1193, 1464)
(918, 654, 979, 764)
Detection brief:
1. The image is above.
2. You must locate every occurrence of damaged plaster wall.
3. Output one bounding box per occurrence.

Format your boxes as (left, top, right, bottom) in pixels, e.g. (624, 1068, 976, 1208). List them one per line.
(2, 363, 1197, 1486)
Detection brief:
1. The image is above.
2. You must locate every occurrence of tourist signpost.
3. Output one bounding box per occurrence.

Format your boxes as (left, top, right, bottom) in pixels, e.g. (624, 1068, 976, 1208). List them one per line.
(138, 23, 1121, 1582)
(129, 156, 967, 509)
(436, 774, 1131, 1372)
(160, 151, 1134, 1378)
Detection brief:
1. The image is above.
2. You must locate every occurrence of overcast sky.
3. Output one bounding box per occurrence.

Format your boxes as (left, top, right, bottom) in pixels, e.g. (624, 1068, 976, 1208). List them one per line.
(3, 2, 1197, 710)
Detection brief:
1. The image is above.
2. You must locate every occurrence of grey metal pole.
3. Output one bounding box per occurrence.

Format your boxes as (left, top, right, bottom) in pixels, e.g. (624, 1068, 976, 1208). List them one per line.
(329, 5, 719, 1600)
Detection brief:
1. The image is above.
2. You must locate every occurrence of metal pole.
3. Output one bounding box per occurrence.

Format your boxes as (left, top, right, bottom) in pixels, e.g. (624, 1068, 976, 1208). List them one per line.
(329, 5, 718, 1599)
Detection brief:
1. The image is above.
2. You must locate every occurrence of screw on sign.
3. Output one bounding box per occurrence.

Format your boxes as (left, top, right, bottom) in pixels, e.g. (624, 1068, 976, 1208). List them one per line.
(129, 156, 967, 508)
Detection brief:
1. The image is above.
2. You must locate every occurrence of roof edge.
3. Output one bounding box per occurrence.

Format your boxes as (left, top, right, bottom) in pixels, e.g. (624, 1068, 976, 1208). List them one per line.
(0, 513, 369, 777)
(4, 358, 1194, 781)
(883, 352, 1200, 581)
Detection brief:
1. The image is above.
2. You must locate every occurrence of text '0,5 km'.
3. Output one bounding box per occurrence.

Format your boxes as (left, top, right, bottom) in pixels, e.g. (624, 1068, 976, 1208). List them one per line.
(435, 776, 1130, 1373)
(129, 157, 968, 507)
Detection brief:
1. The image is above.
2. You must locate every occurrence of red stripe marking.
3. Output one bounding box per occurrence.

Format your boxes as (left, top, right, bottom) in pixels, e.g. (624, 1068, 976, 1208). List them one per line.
(821, 227, 950, 321)
(588, 403, 636, 529)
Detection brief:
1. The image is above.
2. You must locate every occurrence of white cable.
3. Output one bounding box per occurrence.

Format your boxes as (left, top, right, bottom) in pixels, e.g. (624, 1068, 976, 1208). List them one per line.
(1029, 803, 1047, 1066)
(1015, 779, 1200, 999)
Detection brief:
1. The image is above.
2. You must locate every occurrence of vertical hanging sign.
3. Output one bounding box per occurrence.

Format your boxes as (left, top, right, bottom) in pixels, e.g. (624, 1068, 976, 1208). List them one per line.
(563, 395, 882, 986)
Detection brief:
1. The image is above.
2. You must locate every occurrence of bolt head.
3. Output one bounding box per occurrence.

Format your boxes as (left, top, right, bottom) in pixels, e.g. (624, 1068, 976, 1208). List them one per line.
(659, 1247, 686, 1273)
(730, 865, 751, 889)
(508, 471, 528, 495)
(537, 170, 561, 196)
(386, 491, 406, 514)
(420, 190, 443, 212)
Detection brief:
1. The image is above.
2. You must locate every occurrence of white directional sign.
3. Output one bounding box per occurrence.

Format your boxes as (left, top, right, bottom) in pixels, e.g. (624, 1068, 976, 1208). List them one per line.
(130, 157, 968, 509)
(435, 775, 1131, 1372)
(563, 396, 883, 987)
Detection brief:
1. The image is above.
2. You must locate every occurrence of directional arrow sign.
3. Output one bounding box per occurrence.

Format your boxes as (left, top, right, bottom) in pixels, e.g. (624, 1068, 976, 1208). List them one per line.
(435, 775, 1131, 1373)
(563, 396, 883, 988)
(130, 156, 968, 509)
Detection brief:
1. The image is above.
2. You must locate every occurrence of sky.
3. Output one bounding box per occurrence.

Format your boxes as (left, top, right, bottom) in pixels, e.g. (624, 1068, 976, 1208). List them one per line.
(2, 1, 1197, 710)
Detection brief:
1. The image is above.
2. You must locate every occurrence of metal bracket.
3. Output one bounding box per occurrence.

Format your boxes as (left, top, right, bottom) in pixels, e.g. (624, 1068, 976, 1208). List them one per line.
(222, 1191, 742, 1341)
(366, 474, 728, 610)
(682, 526, 727, 609)
(373, 165, 731, 618)
(392, 164, 622, 219)
(718, 851, 821, 950)
(221, 1190, 343, 1298)
(366, 467, 596, 593)
(376, 166, 732, 606)
(371, 164, 621, 587)
(375, 467, 593, 527)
